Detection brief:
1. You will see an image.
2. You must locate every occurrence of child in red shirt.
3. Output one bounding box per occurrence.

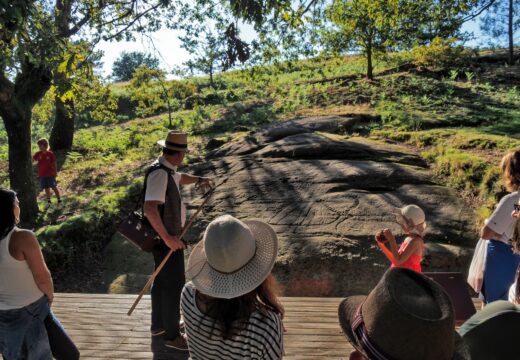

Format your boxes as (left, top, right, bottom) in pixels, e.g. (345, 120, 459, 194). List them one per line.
(375, 204, 426, 272)
(33, 138, 61, 204)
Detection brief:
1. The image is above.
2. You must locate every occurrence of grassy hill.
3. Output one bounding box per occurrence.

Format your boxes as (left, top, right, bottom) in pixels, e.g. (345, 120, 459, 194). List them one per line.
(1, 48, 519, 291)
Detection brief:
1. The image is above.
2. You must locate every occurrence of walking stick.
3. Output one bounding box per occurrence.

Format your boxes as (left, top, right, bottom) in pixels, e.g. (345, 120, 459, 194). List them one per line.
(127, 186, 216, 316)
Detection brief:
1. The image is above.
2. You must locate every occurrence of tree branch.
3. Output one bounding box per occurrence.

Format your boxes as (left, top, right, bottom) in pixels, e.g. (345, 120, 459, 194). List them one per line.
(64, 12, 93, 37)
(102, 3, 162, 41)
(461, 0, 497, 23)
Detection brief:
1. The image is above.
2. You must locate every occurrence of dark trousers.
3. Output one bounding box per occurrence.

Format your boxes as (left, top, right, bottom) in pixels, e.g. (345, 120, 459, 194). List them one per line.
(151, 242, 185, 340)
(45, 312, 80, 360)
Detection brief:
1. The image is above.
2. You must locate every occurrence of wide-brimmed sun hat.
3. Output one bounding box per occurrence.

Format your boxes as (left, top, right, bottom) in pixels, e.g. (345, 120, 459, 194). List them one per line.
(338, 268, 470, 360)
(157, 131, 189, 152)
(186, 215, 278, 299)
(393, 204, 427, 236)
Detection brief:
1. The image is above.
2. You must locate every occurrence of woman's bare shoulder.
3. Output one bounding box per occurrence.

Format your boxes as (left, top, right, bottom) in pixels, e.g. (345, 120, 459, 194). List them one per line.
(11, 228, 37, 246)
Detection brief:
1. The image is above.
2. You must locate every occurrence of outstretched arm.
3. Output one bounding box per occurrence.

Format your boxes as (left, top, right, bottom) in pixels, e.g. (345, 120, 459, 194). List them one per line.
(179, 173, 213, 188)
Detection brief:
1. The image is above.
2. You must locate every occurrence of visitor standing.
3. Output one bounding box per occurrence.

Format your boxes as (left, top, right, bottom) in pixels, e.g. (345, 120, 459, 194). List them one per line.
(0, 188, 78, 360)
(32, 138, 61, 205)
(375, 204, 426, 272)
(480, 149, 520, 303)
(144, 131, 212, 351)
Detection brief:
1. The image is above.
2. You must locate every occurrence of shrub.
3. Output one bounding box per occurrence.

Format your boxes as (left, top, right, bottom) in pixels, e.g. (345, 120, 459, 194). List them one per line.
(434, 150, 487, 193)
(411, 37, 473, 70)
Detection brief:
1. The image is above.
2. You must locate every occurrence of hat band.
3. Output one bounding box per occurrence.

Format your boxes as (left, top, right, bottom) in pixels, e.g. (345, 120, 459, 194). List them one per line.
(208, 246, 257, 275)
(352, 304, 396, 360)
(166, 140, 187, 149)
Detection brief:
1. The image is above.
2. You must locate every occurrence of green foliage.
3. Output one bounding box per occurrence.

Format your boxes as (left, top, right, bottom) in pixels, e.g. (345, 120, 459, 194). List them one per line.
(75, 79, 118, 127)
(434, 149, 487, 192)
(112, 51, 160, 82)
(411, 37, 473, 69)
(323, 0, 402, 78)
(480, 0, 520, 64)
(129, 67, 197, 118)
(37, 180, 142, 271)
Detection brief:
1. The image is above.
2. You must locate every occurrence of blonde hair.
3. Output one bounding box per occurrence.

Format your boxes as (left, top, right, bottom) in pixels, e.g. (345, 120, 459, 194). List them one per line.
(501, 149, 520, 192)
(37, 138, 49, 150)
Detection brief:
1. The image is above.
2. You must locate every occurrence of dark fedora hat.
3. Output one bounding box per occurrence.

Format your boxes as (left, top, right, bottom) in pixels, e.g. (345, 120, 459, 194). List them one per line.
(459, 300, 520, 360)
(338, 268, 470, 360)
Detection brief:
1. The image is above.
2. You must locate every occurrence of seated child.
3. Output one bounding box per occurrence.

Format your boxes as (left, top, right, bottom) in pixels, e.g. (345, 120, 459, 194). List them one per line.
(375, 204, 426, 272)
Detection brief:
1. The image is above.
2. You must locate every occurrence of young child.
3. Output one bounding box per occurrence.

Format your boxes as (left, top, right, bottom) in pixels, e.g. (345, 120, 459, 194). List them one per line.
(33, 138, 61, 204)
(375, 204, 426, 272)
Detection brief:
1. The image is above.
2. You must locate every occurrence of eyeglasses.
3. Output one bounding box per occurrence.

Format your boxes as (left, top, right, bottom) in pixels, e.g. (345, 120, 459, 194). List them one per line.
(514, 204, 520, 212)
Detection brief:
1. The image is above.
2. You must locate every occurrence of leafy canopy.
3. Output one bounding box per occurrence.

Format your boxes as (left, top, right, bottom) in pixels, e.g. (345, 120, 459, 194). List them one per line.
(112, 51, 160, 82)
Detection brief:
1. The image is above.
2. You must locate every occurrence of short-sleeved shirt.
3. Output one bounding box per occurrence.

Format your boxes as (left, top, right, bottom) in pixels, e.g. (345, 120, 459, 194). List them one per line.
(509, 282, 517, 303)
(180, 282, 284, 360)
(486, 191, 519, 244)
(144, 157, 186, 226)
(32, 150, 56, 177)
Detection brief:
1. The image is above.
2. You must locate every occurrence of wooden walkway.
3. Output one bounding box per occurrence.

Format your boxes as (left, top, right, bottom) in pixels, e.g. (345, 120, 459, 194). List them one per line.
(51, 293, 352, 360)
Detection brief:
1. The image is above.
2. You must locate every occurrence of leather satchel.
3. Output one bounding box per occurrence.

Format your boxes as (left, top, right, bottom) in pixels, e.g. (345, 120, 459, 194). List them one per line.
(117, 163, 173, 252)
(117, 211, 158, 252)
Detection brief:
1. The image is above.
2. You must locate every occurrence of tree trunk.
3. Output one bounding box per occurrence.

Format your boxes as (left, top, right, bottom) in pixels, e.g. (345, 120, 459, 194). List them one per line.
(209, 64, 215, 89)
(50, 96, 75, 151)
(509, 0, 514, 65)
(3, 109, 39, 221)
(366, 46, 374, 80)
(0, 62, 52, 222)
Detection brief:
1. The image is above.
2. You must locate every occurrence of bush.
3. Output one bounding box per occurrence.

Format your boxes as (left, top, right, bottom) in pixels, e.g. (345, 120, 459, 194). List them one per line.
(411, 37, 473, 70)
(434, 149, 487, 193)
(37, 180, 142, 273)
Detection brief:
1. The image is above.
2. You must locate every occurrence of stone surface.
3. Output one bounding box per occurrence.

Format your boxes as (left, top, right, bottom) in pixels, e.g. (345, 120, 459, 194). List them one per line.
(105, 116, 477, 296)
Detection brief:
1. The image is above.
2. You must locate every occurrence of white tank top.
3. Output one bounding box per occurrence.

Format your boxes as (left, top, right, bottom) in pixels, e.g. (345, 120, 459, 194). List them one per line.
(0, 227, 43, 310)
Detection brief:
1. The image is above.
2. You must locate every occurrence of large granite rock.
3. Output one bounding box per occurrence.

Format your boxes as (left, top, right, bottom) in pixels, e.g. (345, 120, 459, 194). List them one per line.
(105, 116, 477, 296)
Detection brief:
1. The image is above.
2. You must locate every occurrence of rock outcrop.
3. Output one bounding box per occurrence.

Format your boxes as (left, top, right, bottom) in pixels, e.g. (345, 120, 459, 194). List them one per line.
(105, 116, 477, 296)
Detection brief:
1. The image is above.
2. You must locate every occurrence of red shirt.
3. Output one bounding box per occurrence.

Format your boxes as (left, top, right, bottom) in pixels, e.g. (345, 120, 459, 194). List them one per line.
(33, 150, 57, 177)
(390, 237, 423, 272)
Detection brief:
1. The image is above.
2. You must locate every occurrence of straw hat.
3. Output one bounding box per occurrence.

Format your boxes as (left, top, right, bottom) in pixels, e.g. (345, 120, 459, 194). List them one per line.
(157, 131, 189, 152)
(393, 204, 427, 236)
(338, 268, 470, 360)
(186, 215, 278, 299)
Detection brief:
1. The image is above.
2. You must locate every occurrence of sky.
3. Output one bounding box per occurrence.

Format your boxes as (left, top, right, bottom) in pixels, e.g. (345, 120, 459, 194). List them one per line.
(95, 16, 487, 79)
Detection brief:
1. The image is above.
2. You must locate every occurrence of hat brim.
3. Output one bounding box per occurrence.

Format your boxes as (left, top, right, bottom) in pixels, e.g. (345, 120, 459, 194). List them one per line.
(186, 219, 278, 299)
(157, 140, 189, 152)
(338, 297, 471, 360)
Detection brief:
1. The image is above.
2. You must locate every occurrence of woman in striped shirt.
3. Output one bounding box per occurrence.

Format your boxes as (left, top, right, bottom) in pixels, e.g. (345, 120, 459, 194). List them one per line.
(182, 215, 284, 359)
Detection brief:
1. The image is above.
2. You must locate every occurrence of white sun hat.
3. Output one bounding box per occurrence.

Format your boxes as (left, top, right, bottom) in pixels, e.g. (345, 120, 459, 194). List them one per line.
(393, 204, 427, 236)
(186, 215, 278, 299)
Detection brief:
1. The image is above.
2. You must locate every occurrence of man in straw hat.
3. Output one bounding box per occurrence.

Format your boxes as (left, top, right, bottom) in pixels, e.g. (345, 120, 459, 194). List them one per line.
(144, 131, 212, 351)
(181, 215, 284, 359)
(338, 267, 470, 360)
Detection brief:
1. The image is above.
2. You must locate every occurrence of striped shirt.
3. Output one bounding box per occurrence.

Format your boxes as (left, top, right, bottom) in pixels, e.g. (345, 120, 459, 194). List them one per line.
(181, 282, 284, 360)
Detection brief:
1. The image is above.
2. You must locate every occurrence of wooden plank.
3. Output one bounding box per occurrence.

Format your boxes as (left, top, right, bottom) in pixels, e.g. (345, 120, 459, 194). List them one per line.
(5, 293, 481, 359)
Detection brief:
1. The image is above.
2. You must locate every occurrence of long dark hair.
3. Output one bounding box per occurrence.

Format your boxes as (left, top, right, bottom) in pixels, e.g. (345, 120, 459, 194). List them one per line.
(0, 188, 17, 239)
(196, 274, 285, 340)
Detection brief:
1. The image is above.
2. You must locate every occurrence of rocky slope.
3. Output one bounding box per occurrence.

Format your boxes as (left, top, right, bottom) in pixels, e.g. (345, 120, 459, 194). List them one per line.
(105, 116, 477, 296)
